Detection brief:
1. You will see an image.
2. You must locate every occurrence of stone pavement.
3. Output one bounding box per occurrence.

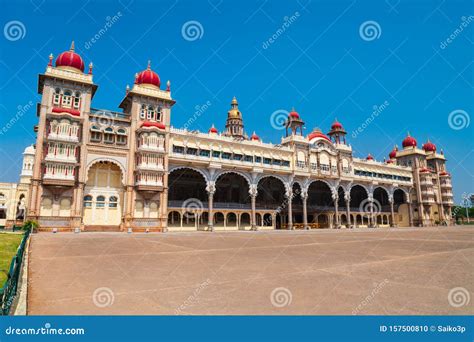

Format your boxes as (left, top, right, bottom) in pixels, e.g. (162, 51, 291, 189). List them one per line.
(27, 226, 474, 315)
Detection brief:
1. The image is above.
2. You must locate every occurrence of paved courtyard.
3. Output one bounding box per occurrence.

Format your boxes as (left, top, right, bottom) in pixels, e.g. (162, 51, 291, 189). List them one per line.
(27, 227, 473, 315)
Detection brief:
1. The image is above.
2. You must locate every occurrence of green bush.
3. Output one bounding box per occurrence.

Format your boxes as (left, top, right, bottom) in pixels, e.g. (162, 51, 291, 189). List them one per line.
(22, 220, 38, 231)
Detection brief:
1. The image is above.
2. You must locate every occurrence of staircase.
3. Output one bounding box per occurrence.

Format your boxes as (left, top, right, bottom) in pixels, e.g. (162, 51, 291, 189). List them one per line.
(83, 225, 122, 232)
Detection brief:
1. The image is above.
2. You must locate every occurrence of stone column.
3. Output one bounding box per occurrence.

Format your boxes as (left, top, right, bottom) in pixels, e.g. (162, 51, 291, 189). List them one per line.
(206, 181, 215, 232)
(301, 188, 309, 230)
(368, 194, 375, 228)
(389, 195, 395, 227)
(345, 192, 351, 228)
(332, 192, 340, 229)
(249, 184, 258, 230)
(286, 186, 293, 230)
(408, 201, 414, 227)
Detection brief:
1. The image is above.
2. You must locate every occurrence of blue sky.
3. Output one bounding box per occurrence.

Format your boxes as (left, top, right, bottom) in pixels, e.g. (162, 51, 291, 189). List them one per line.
(0, 0, 473, 204)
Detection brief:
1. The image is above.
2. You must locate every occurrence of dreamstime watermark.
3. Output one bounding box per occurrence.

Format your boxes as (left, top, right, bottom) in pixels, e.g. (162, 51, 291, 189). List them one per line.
(351, 101, 390, 139)
(270, 287, 292, 308)
(181, 20, 204, 41)
(4, 323, 85, 336)
(269, 109, 289, 130)
(448, 287, 470, 308)
(3, 20, 26, 41)
(92, 287, 115, 308)
(181, 198, 204, 219)
(262, 12, 300, 49)
(359, 198, 382, 219)
(352, 279, 389, 314)
(0, 101, 34, 136)
(359, 20, 381, 41)
(84, 12, 123, 49)
(440, 16, 474, 49)
(182, 100, 212, 130)
(448, 109, 470, 130)
(175, 278, 211, 314)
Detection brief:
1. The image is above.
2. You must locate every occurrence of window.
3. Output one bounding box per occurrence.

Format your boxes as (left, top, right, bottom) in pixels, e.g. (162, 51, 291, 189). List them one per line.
(109, 196, 118, 208)
(104, 128, 115, 144)
(200, 149, 210, 157)
(140, 104, 147, 119)
(222, 152, 231, 159)
(156, 107, 162, 121)
(73, 92, 81, 109)
(147, 106, 155, 120)
(255, 156, 262, 163)
(96, 195, 105, 208)
(117, 129, 127, 145)
(84, 195, 93, 208)
(173, 145, 184, 154)
(63, 90, 72, 108)
(244, 155, 253, 162)
(263, 158, 271, 165)
(186, 148, 197, 155)
(212, 151, 220, 158)
(53, 88, 61, 105)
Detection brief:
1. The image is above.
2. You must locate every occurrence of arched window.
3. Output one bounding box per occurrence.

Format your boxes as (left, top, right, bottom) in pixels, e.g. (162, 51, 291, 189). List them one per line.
(73, 92, 81, 109)
(109, 196, 118, 208)
(84, 195, 93, 207)
(147, 105, 155, 120)
(90, 125, 102, 143)
(63, 90, 72, 108)
(140, 104, 147, 119)
(53, 88, 61, 105)
(96, 195, 105, 208)
(156, 106, 162, 121)
(116, 128, 127, 145)
(104, 127, 115, 144)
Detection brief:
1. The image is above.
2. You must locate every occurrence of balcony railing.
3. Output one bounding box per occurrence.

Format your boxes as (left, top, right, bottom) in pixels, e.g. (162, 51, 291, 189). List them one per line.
(47, 132, 79, 143)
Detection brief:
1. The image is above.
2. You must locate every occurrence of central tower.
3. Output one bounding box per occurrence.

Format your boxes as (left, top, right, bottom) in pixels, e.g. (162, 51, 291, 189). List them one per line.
(225, 96, 244, 139)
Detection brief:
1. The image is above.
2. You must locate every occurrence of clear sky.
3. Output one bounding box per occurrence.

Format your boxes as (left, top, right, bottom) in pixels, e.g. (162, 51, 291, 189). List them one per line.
(0, 0, 472, 204)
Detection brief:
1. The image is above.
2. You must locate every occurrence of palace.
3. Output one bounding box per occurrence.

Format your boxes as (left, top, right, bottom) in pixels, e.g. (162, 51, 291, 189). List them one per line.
(2, 42, 455, 232)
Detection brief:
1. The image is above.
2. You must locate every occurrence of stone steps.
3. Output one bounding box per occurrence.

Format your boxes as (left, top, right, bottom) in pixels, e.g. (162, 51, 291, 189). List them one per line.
(83, 225, 122, 232)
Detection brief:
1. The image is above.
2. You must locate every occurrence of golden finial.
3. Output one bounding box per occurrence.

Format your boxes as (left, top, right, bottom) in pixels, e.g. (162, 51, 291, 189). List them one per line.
(147, 60, 151, 70)
(70, 41, 75, 51)
(48, 53, 53, 66)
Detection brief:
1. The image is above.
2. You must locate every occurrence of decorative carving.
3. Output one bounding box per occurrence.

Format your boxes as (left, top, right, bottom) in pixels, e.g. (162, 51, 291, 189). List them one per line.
(206, 181, 216, 195)
(248, 184, 258, 197)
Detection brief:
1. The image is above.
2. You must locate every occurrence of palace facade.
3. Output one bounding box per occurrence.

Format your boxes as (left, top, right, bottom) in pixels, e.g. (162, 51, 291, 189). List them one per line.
(9, 42, 455, 232)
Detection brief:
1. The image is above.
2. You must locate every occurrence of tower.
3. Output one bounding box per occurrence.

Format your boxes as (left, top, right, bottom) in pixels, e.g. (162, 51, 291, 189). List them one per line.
(225, 97, 244, 139)
(284, 108, 304, 136)
(327, 119, 347, 144)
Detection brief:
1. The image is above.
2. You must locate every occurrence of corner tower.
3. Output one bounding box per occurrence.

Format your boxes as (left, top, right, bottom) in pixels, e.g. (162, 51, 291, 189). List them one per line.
(225, 97, 244, 139)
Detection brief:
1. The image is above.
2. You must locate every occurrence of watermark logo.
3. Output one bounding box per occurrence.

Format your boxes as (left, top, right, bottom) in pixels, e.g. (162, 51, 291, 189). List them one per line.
(351, 100, 389, 139)
(84, 12, 123, 50)
(359, 198, 381, 218)
(175, 278, 211, 314)
(92, 287, 115, 308)
(359, 20, 382, 41)
(270, 287, 292, 308)
(448, 287, 470, 308)
(181, 198, 204, 219)
(440, 16, 474, 49)
(181, 20, 204, 41)
(448, 109, 470, 130)
(270, 109, 289, 130)
(352, 279, 389, 314)
(262, 12, 300, 49)
(183, 100, 211, 130)
(4, 20, 26, 41)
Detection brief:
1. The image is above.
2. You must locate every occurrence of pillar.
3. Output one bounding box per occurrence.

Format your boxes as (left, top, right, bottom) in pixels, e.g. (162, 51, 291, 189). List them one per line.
(408, 202, 414, 227)
(206, 181, 215, 232)
(345, 197, 351, 228)
(249, 185, 257, 230)
(333, 195, 340, 229)
(302, 192, 309, 230)
(389, 199, 395, 227)
(286, 187, 293, 230)
(369, 198, 375, 228)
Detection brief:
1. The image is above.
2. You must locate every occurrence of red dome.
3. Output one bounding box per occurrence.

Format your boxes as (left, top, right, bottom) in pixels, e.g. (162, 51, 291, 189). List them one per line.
(141, 121, 165, 129)
(307, 129, 331, 142)
(386, 159, 395, 164)
(422, 140, 436, 152)
(366, 154, 374, 161)
(136, 61, 160, 88)
(208, 125, 218, 134)
(289, 108, 300, 119)
(55, 41, 85, 72)
(389, 146, 398, 159)
(402, 133, 417, 148)
(251, 132, 260, 141)
(331, 119, 343, 130)
(439, 171, 450, 176)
